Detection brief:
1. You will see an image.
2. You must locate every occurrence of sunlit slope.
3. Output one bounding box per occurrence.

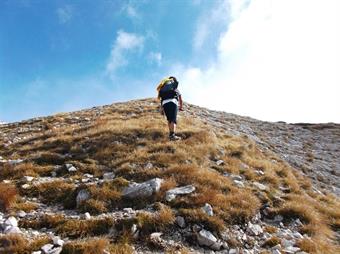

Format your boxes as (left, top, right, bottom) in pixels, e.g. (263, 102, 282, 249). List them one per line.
(0, 99, 339, 253)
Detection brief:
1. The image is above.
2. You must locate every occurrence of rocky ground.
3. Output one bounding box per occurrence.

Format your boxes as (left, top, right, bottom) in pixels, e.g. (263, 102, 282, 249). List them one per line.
(0, 98, 339, 254)
(183, 104, 340, 196)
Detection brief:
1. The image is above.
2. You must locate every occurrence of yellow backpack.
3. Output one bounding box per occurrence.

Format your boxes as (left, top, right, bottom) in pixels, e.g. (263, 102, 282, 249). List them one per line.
(156, 77, 173, 99)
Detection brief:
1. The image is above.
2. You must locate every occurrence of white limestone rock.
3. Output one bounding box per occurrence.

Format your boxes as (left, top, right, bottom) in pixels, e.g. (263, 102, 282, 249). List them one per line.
(65, 164, 77, 172)
(247, 222, 263, 236)
(233, 180, 245, 188)
(8, 159, 24, 165)
(53, 236, 64, 246)
(17, 210, 27, 218)
(4, 216, 18, 227)
(131, 224, 139, 239)
(229, 248, 239, 254)
(197, 229, 222, 251)
(176, 216, 186, 228)
(165, 185, 196, 201)
(47, 247, 62, 254)
(293, 232, 303, 239)
(271, 250, 281, 254)
(84, 212, 91, 220)
(253, 182, 267, 191)
(23, 176, 34, 182)
(216, 160, 224, 166)
(283, 246, 301, 253)
(274, 215, 283, 222)
(103, 172, 115, 180)
(83, 173, 93, 178)
(202, 203, 214, 216)
(122, 178, 163, 199)
(22, 183, 31, 189)
(4, 226, 22, 234)
(145, 162, 153, 169)
(231, 175, 243, 181)
(76, 189, 91, 207)
(41, 243, 54, 253)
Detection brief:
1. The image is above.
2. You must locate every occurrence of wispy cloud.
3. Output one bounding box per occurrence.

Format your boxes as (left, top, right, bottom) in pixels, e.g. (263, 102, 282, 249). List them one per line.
(106, 30, 145, 77)
(175, 0, 340, 123)
(121, 2, 142, 21)
(126, 4, 138, 18)
(56, 5, 73, 24)
(148, 52, 162, 65)
(193, 0, 231, 50)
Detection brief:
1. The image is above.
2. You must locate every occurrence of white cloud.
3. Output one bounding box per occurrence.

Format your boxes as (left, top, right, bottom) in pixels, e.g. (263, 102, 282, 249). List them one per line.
(126, 4, 138, 18)
(177, 0, 340, 123)
(148, 52, 162, 65)
(121, 2, 142, 21)
(106, 30, 144, 77)
(56, 5, 73, 24)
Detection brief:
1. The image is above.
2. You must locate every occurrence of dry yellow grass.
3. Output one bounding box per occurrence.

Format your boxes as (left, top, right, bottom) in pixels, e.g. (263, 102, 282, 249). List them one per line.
(12, 199, 39, 212)
(272, 193, 340, 253)
(79, 199, 108, 214)
(213, 191, 261, 224)
(26, 180, 76, 208)
(0, 233, 27, 253)
(20, 214, 65, 229)
(0, 162, 38, 180)
(61, 238, 110, 254)
(56, 217, 114, 238)
(77, 183, 122, 214)
(137, 204, 175, 235)
(179, 208, 226, 233)
(0, 234, 51, 253)
(0, 182, 17, 211)
(28, 236, 52, 252)
(263, 225, 277, 234)
(108, 242, 134, 254)
(261, 236, 281, 248)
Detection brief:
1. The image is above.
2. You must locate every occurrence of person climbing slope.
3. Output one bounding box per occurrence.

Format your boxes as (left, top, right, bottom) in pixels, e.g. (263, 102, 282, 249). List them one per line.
(157, 76, 183, 141)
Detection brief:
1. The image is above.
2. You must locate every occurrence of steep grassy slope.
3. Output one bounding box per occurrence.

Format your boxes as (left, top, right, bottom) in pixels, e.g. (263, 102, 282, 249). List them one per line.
(0, 99, 339, 253)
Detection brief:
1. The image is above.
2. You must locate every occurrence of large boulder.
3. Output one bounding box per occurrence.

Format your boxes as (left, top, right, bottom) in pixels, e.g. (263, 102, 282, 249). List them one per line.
(122, 178, 163, 199)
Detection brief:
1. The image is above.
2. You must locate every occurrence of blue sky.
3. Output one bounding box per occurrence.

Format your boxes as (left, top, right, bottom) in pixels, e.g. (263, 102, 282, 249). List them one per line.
(1, 0, 339, 123)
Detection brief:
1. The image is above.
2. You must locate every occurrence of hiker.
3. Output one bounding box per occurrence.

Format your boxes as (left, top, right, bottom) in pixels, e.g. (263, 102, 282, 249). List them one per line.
(157, 76, 183, 141)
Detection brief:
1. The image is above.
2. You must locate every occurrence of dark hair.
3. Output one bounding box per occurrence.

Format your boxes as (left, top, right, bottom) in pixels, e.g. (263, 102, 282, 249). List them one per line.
(169, 76, 178, 84)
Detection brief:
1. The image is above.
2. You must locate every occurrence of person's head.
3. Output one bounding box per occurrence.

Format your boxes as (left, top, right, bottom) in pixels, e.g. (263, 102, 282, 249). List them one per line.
(169, 76, 178, 85)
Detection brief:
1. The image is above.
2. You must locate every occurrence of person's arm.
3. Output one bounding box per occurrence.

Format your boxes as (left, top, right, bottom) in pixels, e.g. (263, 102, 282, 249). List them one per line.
(159, 101, 164, 115)
(178, 94, 183, 111)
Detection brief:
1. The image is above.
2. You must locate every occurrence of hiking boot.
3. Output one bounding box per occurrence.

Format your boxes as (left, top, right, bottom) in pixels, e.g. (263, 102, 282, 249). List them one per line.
(169, 134, 181, 141)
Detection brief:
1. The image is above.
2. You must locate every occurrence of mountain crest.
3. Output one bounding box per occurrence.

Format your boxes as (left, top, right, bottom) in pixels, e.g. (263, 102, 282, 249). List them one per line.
(0, 99, 339, 253)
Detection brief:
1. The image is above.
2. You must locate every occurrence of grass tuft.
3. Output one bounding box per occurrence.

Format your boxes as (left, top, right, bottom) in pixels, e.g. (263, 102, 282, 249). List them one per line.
(137, 204, 175, 235)
(0, 182, 17, 211)
(56, 217, 114, 238)
(61, 238, 109, 254)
